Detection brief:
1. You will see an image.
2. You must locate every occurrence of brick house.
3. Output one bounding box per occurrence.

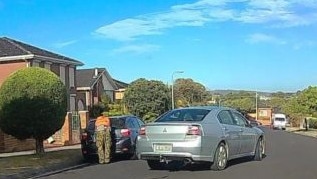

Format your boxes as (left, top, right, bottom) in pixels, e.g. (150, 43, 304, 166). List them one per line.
(0, 37, 84, 153)
(76, 68, 128, 128)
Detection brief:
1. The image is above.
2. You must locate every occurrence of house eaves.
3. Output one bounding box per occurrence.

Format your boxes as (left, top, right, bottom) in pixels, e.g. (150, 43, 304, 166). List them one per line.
(0, 54, 34, 62)
(34, 55, 83, 66)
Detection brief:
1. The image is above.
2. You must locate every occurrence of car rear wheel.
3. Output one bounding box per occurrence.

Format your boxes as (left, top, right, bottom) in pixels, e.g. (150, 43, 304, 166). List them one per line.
(83, 154, 91, 162)
(128, 145, 138, 160)
(254, 137, 264, 161)
(147, 160, 164, 170)
(210, 143, 228, 171)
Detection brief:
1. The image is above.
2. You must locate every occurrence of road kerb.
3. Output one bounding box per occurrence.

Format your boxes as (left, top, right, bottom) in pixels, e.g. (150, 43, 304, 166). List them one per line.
(28, 163, 90, 179)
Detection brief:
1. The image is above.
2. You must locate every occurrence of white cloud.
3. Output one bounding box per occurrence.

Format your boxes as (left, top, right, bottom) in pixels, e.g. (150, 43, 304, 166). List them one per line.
(53, 40, 77, 48)
(112, 44, 160, 54)
(246, 33, 286, 45)
(95, 0, 317, 41)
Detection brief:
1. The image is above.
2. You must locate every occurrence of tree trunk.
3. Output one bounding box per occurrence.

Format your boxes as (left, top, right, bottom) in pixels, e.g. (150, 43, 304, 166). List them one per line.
(35, 138, 45, 154)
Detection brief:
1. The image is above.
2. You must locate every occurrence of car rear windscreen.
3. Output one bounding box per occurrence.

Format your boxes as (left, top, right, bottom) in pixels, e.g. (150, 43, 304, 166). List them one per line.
(110, 117, 126, 128)
(275, 117, 285, 121)
(156, 109, 211, 122)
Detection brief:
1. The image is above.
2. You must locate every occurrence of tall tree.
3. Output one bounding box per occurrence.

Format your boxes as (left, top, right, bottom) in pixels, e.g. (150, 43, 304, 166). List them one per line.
(279, 86, 317, 126)
(0, 67, 67, 154)
(173, 78, 208, 107)
(123, 78, 170, 122)
(221, 91, 256, 112)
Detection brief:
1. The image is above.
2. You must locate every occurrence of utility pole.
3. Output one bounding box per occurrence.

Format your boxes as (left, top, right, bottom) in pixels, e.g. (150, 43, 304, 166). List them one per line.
(255, 91, 258, 120)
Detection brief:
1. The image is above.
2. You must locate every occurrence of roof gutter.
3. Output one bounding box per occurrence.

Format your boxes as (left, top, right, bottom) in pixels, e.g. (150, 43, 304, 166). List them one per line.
(0, 54, 34, 62)
(35, 55, 84, 66)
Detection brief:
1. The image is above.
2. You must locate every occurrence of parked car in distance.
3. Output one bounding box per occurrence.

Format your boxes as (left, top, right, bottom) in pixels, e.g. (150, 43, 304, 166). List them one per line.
(81, 115, 144, 161)
(136, 106, 265, 171)
(237, 110, 262, 127)
(246, 117, 262, 127)
(272, 113, 287, 130)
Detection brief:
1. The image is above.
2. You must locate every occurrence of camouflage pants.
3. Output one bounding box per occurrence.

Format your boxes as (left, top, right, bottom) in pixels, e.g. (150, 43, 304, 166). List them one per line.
(96, 128, 112, 164)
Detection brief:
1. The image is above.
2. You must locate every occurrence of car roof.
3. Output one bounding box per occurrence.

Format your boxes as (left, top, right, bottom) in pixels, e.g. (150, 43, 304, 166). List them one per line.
(177, 106, 220, 110)
(176, 106, 234, 111)
(88, 115, 136, 123)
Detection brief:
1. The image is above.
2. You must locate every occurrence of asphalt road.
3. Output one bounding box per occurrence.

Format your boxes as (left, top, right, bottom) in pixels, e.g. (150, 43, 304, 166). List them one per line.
(40, 128, 317, 179)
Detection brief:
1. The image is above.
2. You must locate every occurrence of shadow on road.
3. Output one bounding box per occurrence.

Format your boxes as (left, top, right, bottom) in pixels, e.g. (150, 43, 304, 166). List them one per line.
(84, 153, 136, 164)
(150, 155, 268, 172)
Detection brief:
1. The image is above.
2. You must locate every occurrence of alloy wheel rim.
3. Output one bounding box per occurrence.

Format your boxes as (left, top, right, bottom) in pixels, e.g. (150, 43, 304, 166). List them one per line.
(218, 146, 227, 168)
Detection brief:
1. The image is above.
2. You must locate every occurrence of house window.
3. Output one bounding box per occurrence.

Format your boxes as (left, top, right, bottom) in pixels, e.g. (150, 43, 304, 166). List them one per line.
(78, 99, 85, 111)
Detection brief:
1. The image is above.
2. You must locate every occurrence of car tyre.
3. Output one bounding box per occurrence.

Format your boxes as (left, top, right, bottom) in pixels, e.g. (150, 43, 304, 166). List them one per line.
(254, 137, 264, 161)
(129, 145, 138, 160)
(210, 143, 228, 171)
(83, 154, 91, 162)
(147, 160, 164, 170)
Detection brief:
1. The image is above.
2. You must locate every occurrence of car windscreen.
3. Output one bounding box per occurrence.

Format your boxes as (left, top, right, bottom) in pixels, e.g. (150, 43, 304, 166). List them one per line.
(275, 117, 285, 121)
(110, 117, 126, 128)
(155, 109, 211, 122)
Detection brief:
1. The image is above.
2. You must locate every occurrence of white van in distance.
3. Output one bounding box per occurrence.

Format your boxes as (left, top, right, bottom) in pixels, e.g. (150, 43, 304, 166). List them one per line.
(273, 113, 287, 130)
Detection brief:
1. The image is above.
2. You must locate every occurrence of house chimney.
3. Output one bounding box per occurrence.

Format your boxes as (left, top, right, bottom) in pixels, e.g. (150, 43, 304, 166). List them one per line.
(95, 68, 98, 76)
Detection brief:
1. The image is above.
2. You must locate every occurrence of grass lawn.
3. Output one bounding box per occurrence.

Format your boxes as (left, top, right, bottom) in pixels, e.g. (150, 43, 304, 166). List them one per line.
(0, 149, 84, 178)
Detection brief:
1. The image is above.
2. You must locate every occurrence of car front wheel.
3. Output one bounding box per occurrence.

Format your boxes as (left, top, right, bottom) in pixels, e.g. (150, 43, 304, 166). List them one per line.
(210, 143, 228, 171)
(254, 137, 264, 161)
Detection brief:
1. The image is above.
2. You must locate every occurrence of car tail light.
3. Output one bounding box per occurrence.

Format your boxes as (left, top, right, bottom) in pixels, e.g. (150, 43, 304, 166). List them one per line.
(81, 132, 88, 140)
(121, 129, 131, 137)
(139, 127, 146, 136)
(187, 126, 201, 136)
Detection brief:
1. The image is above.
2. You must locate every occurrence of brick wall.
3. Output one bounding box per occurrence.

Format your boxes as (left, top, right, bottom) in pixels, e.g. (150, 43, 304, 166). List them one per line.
(1, 133, 35, 153)
(62, 112, 72, 145)
(0, 61, 27, 86)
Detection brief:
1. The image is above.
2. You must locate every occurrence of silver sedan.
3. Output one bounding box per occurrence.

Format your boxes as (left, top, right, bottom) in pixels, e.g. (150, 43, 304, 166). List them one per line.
(136, 106, 265, 170)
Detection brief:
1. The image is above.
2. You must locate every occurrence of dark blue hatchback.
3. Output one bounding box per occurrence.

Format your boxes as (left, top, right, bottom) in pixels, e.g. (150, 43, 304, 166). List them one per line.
(81, 115, 144, 161)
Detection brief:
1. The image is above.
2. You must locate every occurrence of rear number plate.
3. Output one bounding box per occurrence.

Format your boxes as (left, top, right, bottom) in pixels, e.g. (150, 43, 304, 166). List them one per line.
(153, 144, 172, 153)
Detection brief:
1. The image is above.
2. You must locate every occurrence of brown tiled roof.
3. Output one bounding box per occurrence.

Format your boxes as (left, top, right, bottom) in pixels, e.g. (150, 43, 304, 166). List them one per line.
(0, 37, 83, 65)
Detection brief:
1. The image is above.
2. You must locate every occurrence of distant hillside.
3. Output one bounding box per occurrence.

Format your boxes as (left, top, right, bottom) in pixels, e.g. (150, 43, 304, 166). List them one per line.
(209, 89, 294, 97)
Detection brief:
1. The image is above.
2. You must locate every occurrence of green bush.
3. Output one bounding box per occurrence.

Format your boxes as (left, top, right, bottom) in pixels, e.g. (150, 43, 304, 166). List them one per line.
(143, 112, 159, 123)
(0, 67, 67, 154)
(89, 103, 105, 118)
(308, 118, 317, 129)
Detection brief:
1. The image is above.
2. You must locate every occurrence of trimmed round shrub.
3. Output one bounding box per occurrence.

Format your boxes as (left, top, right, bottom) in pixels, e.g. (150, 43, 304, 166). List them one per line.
(0, 67, 67, 152)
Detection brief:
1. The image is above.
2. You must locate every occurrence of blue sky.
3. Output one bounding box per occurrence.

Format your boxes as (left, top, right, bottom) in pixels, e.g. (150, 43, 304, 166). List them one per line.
(1, 0, 317, 92)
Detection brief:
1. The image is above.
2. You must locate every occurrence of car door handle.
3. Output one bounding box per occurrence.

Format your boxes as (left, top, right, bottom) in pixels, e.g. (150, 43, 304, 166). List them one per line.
(239, 128, 243, 132)
(223, 127, 229, 131)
